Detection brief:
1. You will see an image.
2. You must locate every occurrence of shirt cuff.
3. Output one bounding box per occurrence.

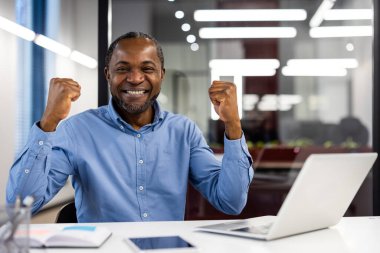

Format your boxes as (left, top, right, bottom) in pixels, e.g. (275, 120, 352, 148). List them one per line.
(25, 122, 55, 155)
(223, 132, 252, 161)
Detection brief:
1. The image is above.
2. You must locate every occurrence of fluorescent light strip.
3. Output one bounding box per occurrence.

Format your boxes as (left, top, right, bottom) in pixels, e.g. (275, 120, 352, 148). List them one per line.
(209, 59, 280, 69)
(309, 0, 336, 27)
(282, 66, 347, 76)
(194, 9, 307, 22)
(199, 27, 297, 39)
(287, 58, 358, 69)
(0, 16, 35, 41)
(34, 34, 71, 57)
(213, 69, 276, 77)
(70, 51, 98, 69)
(310, 26, 373, 38)
(0, 15, 97, 69)
(324, 9, 373, 20)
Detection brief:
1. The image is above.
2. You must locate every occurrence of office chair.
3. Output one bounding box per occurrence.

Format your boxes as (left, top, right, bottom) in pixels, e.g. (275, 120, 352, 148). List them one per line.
(55, 201, 78, 223)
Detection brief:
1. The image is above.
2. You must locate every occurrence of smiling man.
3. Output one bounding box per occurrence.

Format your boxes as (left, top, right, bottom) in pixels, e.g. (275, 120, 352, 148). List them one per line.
(6, 32, 254, 222)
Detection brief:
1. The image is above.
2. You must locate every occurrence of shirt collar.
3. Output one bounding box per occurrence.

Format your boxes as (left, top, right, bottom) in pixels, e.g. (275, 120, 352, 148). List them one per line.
(107, 97, 164, 128)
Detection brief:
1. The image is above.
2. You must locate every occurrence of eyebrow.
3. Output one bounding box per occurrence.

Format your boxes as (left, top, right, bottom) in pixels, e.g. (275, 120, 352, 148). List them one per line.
(115, 60, 157, 66)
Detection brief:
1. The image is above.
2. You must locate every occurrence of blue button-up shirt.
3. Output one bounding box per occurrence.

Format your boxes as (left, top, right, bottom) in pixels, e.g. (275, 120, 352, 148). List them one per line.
(6, 100, 253, 222)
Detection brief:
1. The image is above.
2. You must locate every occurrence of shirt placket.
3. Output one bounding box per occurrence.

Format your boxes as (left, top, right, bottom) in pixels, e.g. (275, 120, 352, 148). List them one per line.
(135, 132, 148, 220)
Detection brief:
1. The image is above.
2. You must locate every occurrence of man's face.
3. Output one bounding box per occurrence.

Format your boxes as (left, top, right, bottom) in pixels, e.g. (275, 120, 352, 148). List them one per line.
(105, 38, 165, 115)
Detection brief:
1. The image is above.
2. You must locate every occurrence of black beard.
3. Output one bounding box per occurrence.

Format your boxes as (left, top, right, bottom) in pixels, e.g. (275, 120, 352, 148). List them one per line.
(113, 93, 159, 115)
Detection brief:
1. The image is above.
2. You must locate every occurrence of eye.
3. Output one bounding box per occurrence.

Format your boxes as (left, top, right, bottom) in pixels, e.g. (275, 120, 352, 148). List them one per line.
(115, 67, 129, 72)
(142, 67, 155, 73)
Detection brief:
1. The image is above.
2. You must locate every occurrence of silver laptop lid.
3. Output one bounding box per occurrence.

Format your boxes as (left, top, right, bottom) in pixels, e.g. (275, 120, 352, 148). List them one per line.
(267, 152, 377, 240)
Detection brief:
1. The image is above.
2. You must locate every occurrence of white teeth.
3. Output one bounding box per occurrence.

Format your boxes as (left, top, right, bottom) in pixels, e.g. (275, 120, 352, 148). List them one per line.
(127, 90, 144, 95)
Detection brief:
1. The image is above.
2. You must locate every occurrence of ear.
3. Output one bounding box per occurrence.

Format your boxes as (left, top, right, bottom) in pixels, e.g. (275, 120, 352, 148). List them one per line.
(160, 68, 166, 81)
(104, 67, 110, 83)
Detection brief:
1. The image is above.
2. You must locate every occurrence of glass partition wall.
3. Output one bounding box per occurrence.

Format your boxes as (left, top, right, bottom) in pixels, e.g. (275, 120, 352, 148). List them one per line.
(111, 0, 374, 218)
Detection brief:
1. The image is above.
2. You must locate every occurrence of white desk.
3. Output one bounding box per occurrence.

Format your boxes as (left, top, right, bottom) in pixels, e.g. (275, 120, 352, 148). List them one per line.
(30, 217, 380, 253)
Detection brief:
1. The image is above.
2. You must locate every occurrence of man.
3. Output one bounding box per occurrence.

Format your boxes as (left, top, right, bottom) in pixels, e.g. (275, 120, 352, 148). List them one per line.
(6, 32, 253, 222)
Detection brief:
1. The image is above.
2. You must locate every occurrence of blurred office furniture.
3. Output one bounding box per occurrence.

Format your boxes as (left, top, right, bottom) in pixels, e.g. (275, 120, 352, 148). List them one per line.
(329, 116, 369, 146)
(55, 202, 77, 223)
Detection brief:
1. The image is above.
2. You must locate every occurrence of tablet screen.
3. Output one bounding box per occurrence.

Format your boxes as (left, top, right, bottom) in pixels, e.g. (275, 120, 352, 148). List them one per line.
(128, 236, 195, 250)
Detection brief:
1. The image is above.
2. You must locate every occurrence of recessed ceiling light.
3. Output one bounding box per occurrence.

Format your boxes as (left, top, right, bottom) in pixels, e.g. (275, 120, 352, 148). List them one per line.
(186, 34, 196, 43)
(175, 11, 184, 19)
(181, 23, 191, 32)
(190, 43, 199, 51)
(346, 43, 354, 51)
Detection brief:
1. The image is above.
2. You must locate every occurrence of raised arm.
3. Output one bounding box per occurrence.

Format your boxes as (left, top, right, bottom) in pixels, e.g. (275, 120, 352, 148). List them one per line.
(6, 78, 80, 213)
(208, 80, 242, 140)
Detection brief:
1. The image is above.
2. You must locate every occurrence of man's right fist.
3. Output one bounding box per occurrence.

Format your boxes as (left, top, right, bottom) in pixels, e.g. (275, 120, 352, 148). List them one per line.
(40, 78, 81, 132)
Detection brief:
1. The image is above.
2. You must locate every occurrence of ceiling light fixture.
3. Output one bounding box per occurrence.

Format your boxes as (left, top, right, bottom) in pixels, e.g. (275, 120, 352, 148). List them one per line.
(0, 15, 97, 69)
(190, 43, 199, 51)
(0, 16, 35, 41)
(281, 66, 347, 76)
(324, 9, 373, 20)
(181, 23, 191, 32)
(34, 34, 71, 57)
(199, 27, 297, 39)
(309, 26, 373, 38)
(286, 58, 358, 69)
(210, 59, 280, 70)
(175, 10, 184, 19)
(194, 9, 307, 22)
(70, 51, 98, 69)
(186, 34, 196, 43)
(309, 0, 336, 27)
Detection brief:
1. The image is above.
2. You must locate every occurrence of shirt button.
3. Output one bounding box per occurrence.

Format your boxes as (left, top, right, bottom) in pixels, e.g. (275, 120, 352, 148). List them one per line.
(24, 169, 30, 174)
(38, 141, 44, 146)
(139, 186, 144, 191)
(119, 125, 124, 130)
(139, 160, 144, 164)
(136, 134, 141, 138)
(143, 213, 148, 218)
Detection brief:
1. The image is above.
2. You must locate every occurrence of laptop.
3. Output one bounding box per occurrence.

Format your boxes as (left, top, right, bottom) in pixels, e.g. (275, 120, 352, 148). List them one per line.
(197, 153, 377, 240)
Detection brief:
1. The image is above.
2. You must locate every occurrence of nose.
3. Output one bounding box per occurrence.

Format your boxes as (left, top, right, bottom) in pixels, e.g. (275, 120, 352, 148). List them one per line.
(126, 70, 144, 85)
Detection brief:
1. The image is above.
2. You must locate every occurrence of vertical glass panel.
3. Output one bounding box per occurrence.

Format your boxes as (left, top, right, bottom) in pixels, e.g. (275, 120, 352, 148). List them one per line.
(111, 0, 374, 217)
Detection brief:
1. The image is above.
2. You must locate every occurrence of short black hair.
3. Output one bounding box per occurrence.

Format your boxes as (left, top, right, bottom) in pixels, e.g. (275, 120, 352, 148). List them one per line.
(105, 31, 164, 69)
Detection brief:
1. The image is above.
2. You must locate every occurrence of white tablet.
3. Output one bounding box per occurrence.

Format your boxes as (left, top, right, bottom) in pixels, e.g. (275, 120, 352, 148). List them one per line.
(124, 236, 197, 253)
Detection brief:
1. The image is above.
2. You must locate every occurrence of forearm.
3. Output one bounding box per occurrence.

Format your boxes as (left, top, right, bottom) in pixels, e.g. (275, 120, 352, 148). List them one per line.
(224, 120, 242, 140)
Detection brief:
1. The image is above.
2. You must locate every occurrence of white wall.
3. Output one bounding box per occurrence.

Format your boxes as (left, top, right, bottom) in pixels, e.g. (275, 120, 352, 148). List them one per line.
(0, 0, 98, 206)
(0, 0, 17, 205)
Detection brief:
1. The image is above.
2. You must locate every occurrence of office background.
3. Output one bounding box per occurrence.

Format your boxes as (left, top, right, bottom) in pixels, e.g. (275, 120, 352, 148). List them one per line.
(1, 0, 379, 218)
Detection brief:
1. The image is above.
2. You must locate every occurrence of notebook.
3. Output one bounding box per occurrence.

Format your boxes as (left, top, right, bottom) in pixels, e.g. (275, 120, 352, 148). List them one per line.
(25, 225, 112, 248)
(197, 153, 377, 240)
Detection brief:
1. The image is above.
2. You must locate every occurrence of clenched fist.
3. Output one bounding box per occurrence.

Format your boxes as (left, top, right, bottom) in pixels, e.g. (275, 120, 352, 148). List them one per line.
(209, 80, 242, 140)
(40, 78, 81, 132)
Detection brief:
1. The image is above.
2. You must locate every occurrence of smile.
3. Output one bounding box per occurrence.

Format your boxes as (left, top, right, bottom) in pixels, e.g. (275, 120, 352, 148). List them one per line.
(122, 89, 149, 95)
(127, 90, 145, 95)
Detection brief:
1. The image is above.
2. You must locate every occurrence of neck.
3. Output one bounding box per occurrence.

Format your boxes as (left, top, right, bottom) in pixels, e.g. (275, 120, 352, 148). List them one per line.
(114, 100, 155, 130)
